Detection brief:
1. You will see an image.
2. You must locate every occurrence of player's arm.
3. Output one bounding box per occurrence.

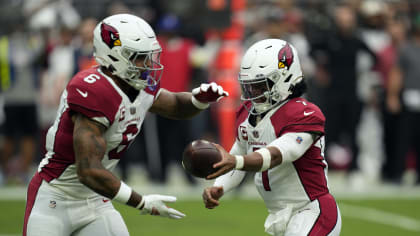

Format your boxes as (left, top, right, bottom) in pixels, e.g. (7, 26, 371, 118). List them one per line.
(73, 113, 185, 219)
(207, 132, 318, 179)
(150, 82, 228, 119)
(73, 113, 142, 205)
(203, 141, 246, 209)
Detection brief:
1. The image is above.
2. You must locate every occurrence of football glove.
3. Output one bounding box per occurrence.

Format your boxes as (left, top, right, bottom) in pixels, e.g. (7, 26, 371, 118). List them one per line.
(191, 82, 229, 109)
(139, 194, 185, 219)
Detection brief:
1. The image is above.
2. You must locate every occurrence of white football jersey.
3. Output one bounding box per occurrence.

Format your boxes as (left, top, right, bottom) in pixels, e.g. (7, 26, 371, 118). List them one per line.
(235, 98, 328, 212)
(37, 67, 160, 198)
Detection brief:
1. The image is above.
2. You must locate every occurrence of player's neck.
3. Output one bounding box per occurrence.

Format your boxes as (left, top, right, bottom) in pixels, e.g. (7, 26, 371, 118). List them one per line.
(249, 112, 267, 127)
(102, 67, 139, 102)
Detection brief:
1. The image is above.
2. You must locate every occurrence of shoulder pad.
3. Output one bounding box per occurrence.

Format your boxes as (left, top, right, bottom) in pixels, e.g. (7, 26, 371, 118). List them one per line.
(66, 68, 122, 125)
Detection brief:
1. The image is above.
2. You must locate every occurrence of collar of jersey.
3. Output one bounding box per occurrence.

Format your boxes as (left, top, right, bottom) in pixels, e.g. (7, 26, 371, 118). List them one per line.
(97, 68, 139, 105)
(248, 99, 289, 128)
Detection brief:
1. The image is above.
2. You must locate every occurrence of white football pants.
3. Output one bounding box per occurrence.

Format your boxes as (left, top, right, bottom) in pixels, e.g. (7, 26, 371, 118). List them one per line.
(25, 177, 129, 236)
(266, 194, 341, 236)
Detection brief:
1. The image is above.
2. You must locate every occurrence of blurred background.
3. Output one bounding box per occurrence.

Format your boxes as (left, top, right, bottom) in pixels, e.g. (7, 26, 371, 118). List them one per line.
(0, 0, 420, 235)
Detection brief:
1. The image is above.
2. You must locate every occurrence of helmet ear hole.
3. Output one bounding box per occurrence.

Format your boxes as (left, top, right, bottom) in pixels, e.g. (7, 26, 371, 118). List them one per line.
(108, 65, 116, 72)
(108, 55, 119, 61)
(267, 79, 275, 90)
(284, 74, 292, 83)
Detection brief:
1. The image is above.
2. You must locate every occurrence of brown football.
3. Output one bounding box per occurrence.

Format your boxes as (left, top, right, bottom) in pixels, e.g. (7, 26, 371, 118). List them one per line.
(182, 140, 222, 178)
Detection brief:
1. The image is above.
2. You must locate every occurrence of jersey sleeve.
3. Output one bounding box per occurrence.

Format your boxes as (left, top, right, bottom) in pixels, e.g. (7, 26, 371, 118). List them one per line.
(66, 72, 122, 127)
(144, 80, 161, 101)
(283, 107, 325, 134)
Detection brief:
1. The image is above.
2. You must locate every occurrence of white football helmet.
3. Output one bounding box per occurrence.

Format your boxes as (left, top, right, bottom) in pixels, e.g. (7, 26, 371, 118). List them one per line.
(93, 14, 163, 90)
(239, 39, 303, 114)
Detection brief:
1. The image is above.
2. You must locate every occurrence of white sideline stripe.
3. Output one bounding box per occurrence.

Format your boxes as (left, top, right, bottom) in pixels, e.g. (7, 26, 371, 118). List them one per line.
(340, 203, 420, 232)
(0, 234, 20, 236)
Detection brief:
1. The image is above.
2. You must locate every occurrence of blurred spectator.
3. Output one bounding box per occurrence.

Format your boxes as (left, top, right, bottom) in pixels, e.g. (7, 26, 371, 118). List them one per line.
(153, 14, 197, 184)
(74, 18, 97, 72)
(310, 4, 376, 173)
(23, 0, 81, 31)
(39, 27, 76, 132)
(284, 8, 315, 87)
(359, 0, 390, 53)
(244, 6, 287, 49)
(0, 24, 43, 185)
(386, 14, 420, 184)
(377, 19, 406, 182)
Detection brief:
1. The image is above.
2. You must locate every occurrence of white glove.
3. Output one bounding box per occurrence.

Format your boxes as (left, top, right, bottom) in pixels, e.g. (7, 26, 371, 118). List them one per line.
(139, 194, 186, 219)
(191, 82, 229, 109)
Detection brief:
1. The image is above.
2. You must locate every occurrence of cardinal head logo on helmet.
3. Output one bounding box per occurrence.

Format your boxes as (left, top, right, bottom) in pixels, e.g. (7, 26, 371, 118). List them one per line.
(278, 43, 294, 70)
(100, 23, 121, 49)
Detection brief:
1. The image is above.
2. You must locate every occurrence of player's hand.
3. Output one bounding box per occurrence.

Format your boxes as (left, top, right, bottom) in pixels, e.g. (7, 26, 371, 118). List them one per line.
(139, 194, 186, 219)
(206, 143, 236, 180)
(202, 186, 224, 209)
(192, 82, 229, 105)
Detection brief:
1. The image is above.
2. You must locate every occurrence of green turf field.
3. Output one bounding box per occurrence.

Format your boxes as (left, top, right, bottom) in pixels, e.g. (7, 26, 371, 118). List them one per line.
(2, 198, 420, 235)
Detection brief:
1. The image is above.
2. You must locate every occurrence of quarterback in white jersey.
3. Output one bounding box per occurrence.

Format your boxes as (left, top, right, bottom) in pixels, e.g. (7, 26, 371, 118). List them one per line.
(24, 14, 228, 236)
(203, 39, 341, 236)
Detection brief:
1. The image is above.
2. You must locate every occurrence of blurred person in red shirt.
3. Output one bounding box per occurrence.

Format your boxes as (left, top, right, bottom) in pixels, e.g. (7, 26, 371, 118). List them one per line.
(153, 14, 198, 184)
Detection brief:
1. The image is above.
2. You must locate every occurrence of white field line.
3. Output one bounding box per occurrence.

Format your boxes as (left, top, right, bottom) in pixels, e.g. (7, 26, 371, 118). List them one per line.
(340, 203, 420, 232)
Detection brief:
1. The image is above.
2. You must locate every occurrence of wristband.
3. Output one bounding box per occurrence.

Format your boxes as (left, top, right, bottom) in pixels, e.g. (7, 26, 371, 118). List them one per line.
(191, 96, 210, 109)
(256, 148, 271, 171)
(136, 196, 145, 209)
(112, 181, 132, 204)
(234, 155, 244, 170)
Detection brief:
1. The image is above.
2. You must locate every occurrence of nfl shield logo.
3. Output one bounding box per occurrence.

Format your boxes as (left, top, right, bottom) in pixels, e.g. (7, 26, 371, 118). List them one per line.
(49, 200, 56, 208)
(253, 130, 259, 138)
(130, 107, 136, 115)
(296, 136, 303, 144)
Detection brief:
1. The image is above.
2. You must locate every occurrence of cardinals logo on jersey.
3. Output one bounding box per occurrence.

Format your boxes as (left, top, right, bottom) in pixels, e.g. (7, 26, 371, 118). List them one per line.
(278, 43, 294, 70)
(239, 125, 248, 141)
(101, 23, 121, 49)
(119, 106, 126, 122)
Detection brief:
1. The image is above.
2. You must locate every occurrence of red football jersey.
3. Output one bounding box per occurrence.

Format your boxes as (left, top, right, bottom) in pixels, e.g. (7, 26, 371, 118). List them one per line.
(37, 67, 159, 198)
(234, 98, 328, 211)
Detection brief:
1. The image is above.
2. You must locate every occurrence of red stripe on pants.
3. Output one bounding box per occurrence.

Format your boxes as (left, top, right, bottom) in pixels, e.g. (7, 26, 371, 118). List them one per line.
(23, 173, 43, 236)
(262, 170, 271, 191)
(308, 194, 338, 236)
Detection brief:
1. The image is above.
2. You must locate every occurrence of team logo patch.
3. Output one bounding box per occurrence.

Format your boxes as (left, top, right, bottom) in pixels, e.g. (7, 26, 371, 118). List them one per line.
(252, 130, 259, 138)
(49, 200, 56, 208)
(239, 125, 248, 141)
(278, 43, 294, 69)
(119, 106, 126, 121)
(296, 136, 303, 144)
(101, 23, 121, 49)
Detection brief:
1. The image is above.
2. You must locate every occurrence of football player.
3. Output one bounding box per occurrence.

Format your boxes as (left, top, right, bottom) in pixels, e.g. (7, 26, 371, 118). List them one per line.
(202, 39, 341, 236)
(23, 14, 228, 236)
